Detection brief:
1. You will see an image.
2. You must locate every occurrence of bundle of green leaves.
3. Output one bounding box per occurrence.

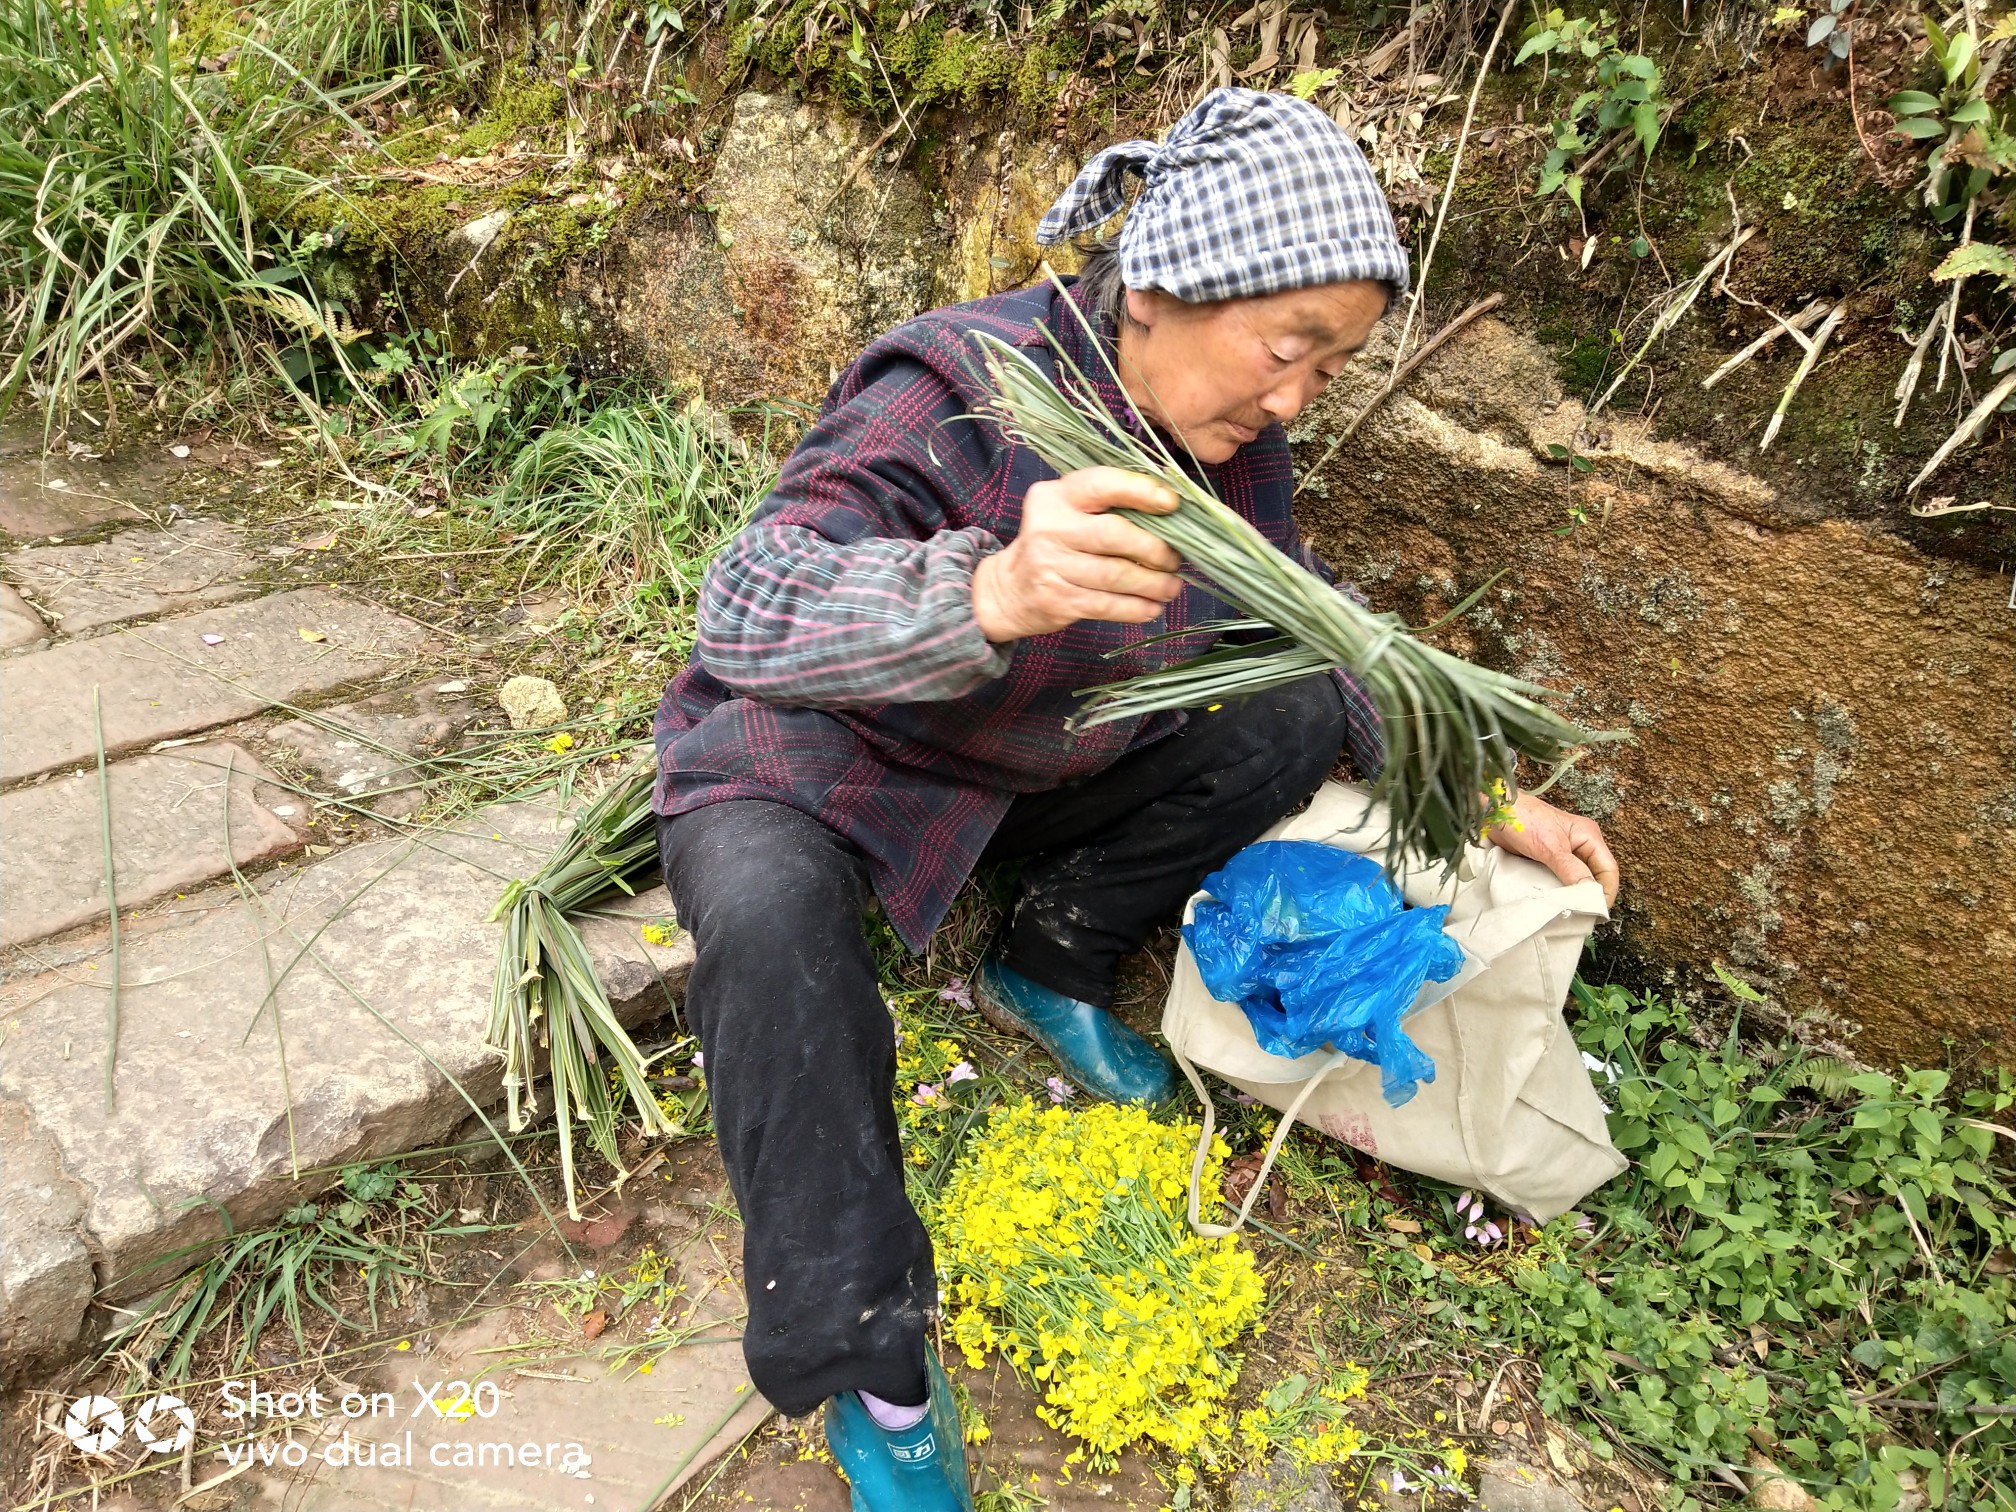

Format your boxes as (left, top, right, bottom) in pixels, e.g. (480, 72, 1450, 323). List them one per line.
(974, 311, 1618, 877)
(486, 763, 673, 1217)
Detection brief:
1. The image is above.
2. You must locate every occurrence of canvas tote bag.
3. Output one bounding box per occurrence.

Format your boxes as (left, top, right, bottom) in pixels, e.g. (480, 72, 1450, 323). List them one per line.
(1164, 780, 1627, 1234)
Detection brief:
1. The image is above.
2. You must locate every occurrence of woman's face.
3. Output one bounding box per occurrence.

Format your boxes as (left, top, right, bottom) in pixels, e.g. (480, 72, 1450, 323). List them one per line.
(1115, 279, 1389, 464)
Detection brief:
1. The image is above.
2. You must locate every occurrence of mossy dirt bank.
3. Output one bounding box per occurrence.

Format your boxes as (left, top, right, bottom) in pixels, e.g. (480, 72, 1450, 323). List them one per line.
(283, 2, 2015, 1071)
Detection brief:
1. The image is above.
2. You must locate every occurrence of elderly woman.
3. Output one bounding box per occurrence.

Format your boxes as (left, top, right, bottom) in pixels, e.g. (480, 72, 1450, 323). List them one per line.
(653, 89, 1618, 1508)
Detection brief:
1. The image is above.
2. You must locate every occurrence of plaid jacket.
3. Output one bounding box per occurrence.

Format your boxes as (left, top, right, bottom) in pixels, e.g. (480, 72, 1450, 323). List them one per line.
(653, 279, 1383, 951)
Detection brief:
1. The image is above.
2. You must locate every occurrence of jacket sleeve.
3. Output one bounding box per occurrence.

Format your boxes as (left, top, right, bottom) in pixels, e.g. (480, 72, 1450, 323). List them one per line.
(694, 359, 1015, 709)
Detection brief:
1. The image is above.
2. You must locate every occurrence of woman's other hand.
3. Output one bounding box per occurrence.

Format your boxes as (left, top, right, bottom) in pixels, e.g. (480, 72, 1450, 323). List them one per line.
(1486, 791, 1621, 907)
(971, 467, 1184, 642)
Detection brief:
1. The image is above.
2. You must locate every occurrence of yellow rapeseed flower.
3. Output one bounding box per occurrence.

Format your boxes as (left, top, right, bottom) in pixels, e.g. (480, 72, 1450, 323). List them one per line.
(935, 1099, 1264, 1467)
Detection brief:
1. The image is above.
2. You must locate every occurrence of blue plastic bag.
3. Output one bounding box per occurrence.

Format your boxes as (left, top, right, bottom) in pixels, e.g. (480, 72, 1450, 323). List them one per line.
(1181, 840, 1465, 1107)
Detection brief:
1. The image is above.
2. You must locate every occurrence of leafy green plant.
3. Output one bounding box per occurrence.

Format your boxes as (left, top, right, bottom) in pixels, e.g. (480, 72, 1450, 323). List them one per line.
(103, 1161, 487, 1388)
(1514, 8, 1667, 207)
(1424, 983, 2016, 1509)
(407, 354, 578, 464)
(1801, 0, 1859, 66)
(0, 0, 379, 432)
(1888, 14, 2015, 227)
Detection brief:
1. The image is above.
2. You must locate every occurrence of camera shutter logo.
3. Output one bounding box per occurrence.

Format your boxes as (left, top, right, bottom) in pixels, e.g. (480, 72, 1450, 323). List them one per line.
(61, 1395, 125, 1455)
(133, 1394, 195, 1454)
(60, 1394, 193, 1455)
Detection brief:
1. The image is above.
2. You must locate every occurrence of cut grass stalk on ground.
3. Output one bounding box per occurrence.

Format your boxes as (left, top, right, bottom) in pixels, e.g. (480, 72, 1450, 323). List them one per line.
(486, 761, 674, 1218)
(100, 1160, 488, 1389)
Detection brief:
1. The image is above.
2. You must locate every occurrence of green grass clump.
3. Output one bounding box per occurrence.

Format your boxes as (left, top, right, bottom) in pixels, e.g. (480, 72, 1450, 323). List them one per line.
(103, 1160, 487, 1387)
(0, 0, 373, 431)
(349, 337, 787, 658)
(259, 0, 481, 91)
(478, 392, 782, 655)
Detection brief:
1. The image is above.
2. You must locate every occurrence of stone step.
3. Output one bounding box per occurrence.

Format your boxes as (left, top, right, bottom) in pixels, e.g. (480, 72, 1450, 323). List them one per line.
(0, 443, 159, 538)
(269, 681, 485, 819)
(3, 518, 257, 634)
(0, 741, 303, 949)
(0, 799, 691, 1384)
(0, 582, 46, 652)
(288, 1208, 764, 1512)
(0, 587, 428, 785)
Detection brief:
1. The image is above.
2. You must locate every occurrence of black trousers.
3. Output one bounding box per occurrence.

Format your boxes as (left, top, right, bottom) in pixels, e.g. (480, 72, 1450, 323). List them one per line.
(654, 675, 1349, 1417)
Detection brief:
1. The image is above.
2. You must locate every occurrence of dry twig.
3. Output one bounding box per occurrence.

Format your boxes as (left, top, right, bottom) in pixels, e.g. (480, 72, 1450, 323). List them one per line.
(1894, 317, 1940, 428)
(1389, 0, 1517, 364)
(1592, 226, 1757, 414)
(1759, 301, 1846, 450)
(1906, 368, 2016, 492)
(1700, 298, 1830, 390)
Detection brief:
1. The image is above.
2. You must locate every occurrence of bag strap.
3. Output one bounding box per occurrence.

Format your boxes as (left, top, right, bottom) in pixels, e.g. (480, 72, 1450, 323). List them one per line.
(1175, 1043, 1353, 1239)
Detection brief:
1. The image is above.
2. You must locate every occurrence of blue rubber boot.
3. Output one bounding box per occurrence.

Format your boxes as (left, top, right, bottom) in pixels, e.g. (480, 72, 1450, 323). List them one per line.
(823, 1346, 974, 1512)
(974, 959, 1178, 1106)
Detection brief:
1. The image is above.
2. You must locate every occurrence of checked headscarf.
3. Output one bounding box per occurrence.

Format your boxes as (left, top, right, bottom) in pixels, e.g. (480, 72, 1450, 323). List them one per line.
(1035, 87, 1411, 302)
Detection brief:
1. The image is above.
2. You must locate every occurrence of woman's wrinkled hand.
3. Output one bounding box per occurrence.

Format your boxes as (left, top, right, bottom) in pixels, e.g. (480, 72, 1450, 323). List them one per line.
(971, 467, 1184, 643)
(1486, 790, 1621, 907)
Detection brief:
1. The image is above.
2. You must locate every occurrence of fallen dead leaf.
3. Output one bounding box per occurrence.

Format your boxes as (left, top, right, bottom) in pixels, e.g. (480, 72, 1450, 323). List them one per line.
(298, 627, 327, 643)
(581, 1309, 609, 1341)
(298, 531, 339, 550)
(1545, 1427, 1580, 1476)
(1382, 1216, 1422, 1233)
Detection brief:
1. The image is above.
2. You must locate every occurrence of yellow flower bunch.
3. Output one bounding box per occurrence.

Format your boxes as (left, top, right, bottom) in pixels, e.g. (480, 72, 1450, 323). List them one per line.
(935, 1099, 1265, 1464)
(1478, 776, 1522, 839)
(1235, 1361, 1369, 1467)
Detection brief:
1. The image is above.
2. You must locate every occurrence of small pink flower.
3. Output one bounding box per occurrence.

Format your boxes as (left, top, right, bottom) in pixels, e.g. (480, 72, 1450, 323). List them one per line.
(938, 978, 974, 1010)
(946, 1061, 978, 1085)
(1234, 1093, 1260, 1107)
(911, 1083, 942, 1105)
(1045, 1076, 1075, 1103)
(690, 1051, 704, 1069)
(1460, 1193, 1503, 1245)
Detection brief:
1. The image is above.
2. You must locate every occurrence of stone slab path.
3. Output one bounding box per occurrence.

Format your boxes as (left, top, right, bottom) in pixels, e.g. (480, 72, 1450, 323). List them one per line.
(0, 587, 426, 782)
(271, 683, 483, 819)
(0, 448, 776, 1511)
(0, 483, 688, 1389)
(287, 1177, 762, 1512)
(0, 582, 47, 650)
(0, 741, 301, 948)
(3, 519, 256, 633)
(0, 802, 692, 1373)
